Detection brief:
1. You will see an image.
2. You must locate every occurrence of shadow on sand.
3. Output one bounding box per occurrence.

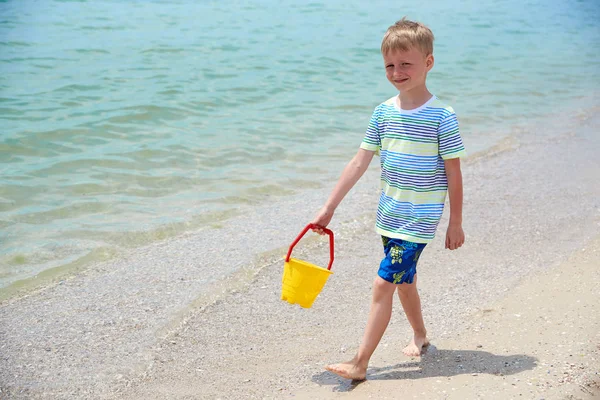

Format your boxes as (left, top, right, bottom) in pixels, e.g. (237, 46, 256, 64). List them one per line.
(311, 345, 537, 393)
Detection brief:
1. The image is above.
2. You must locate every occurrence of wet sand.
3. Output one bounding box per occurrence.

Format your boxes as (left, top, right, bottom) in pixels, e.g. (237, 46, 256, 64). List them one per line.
(1, 108, 599, 399)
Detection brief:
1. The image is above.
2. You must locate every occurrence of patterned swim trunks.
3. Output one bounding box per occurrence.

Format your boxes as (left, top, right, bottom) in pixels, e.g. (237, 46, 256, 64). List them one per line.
(378, 236, 427, 285)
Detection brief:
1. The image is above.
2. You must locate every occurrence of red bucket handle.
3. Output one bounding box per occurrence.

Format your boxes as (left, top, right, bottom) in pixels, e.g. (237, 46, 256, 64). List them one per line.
(285, 224, 335, 270)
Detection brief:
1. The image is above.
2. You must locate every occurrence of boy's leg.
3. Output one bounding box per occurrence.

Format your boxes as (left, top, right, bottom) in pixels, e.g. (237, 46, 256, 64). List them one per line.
(396, 274, 429, 356)
(325, 276, 396, 380)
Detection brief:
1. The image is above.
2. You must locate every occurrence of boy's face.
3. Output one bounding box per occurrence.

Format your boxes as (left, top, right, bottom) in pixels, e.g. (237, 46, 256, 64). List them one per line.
(383, 47, 434, 93)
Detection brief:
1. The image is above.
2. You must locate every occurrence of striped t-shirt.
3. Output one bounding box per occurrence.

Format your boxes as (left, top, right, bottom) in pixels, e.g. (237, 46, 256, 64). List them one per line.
(360, 95, 466, 243)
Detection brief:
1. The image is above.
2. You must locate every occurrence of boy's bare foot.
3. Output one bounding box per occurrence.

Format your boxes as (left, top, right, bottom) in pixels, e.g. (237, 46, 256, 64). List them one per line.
(402, 335, 430, 357)
(324, 361, 367, 381)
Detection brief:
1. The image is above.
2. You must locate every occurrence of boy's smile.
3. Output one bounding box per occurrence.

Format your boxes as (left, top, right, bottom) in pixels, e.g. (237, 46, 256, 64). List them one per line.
(383, 48, 434, 95)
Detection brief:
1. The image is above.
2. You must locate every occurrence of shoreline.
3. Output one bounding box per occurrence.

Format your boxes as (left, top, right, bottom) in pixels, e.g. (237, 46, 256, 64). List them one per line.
(1, 107, 599, 399)
(2, 93, 596, 299)
(0, 119, 525, 305)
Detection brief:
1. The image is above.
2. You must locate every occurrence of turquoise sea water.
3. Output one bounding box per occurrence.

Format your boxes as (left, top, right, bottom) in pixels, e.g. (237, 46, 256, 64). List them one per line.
(1, 0, 599, 288)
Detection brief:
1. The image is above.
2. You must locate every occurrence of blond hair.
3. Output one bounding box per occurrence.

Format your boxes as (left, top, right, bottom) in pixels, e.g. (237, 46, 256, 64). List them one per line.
(381, 18, 434, 56)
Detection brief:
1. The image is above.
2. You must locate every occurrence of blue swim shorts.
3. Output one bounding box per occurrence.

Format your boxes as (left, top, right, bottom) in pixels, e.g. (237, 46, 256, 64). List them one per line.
(378, 236, 427, 285)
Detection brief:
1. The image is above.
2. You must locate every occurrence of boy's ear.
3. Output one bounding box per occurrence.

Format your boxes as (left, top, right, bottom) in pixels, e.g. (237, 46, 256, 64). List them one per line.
(426, 54, 434, 71)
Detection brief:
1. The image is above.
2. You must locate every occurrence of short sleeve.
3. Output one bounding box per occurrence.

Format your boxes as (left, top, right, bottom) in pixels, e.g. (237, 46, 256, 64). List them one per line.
(437, 109, 467, 160)
(360, 107, 381, 152)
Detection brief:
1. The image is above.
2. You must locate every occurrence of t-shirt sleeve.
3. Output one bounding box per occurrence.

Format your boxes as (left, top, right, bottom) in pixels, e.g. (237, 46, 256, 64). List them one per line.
(438, 109, 467, 160)
(360, 107, 381, 152)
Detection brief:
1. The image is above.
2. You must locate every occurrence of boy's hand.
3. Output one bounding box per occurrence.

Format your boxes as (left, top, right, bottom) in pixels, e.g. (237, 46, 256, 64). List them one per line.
(445, 223, 464, 250)
(311, 206, 334, 235)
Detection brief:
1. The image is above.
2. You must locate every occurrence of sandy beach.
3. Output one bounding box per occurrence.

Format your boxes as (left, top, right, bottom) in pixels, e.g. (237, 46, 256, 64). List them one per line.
(1, 107, 599, 399)
(293, 235, 600, 399)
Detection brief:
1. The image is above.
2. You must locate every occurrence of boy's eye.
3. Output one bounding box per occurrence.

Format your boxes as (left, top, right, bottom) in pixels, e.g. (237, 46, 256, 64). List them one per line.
(402, 63, 411, 66)
(385, 64, 393, 68)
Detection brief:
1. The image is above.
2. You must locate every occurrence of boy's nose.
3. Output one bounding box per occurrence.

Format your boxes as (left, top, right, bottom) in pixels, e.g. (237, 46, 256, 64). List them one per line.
(393, 67, 404, 76)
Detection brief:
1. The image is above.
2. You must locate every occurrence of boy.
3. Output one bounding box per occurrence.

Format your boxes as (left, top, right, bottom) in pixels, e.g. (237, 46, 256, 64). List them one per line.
(311, 18, 466, 381)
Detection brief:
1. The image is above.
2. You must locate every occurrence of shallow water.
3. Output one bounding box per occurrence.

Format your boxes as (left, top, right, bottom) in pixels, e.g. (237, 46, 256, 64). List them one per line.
(0, 0, 599, 287)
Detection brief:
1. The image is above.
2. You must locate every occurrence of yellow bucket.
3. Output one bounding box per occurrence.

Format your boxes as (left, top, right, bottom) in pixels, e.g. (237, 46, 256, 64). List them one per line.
(281, 224, 334, 308)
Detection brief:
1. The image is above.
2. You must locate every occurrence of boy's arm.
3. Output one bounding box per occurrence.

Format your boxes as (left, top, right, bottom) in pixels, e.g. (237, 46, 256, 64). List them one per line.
(444, 157, 465, 250)
(311, 148, 375, 232)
